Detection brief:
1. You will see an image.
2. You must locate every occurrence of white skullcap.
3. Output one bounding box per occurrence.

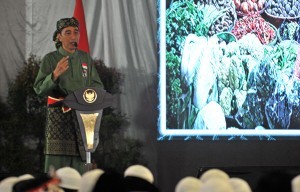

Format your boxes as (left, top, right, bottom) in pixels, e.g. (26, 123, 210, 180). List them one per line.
(124, 164, 154, 184)
(175, 176, 203, 192)
(292, 175, 300, 192)
(200, 168, 230, 183)
(229, 177, 252, 192)
(56, 167, 81, 190)
(200, 177, 234, 192)
(0, 176, 20, 192)
(79, 169, 105, 192)
(18, 174, 34, 181)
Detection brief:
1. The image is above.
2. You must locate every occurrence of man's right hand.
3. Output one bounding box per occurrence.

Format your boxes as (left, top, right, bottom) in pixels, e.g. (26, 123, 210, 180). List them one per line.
(52, 56, 69, 81)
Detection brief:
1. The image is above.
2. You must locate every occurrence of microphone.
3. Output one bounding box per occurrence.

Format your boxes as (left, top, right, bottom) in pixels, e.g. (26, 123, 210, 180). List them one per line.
(74, 42, 78, 48)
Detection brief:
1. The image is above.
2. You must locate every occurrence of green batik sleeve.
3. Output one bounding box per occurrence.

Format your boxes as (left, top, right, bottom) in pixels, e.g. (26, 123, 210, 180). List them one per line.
(33, 55, 57, 96)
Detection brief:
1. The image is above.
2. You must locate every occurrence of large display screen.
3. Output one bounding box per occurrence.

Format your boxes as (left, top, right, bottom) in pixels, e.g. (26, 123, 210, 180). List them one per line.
(158, 0, 300, 140)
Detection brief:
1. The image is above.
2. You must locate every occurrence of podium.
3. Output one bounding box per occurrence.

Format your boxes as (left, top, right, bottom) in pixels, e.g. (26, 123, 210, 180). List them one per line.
(62, 87, 114, 171)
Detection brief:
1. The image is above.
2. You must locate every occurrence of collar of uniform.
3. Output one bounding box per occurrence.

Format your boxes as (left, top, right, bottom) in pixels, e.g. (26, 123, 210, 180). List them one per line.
(58, 46, 78, 58)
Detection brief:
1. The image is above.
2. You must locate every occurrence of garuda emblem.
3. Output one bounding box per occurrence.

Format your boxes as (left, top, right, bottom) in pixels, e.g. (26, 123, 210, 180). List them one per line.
(83, 89, 97, 103)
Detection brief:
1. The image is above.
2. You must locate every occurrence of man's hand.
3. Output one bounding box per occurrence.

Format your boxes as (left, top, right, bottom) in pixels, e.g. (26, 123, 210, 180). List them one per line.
(52, 56, 69, 81)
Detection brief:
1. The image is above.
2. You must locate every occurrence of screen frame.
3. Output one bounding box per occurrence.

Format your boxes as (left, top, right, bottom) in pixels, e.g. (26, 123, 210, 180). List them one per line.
(158, 0, 300, 139)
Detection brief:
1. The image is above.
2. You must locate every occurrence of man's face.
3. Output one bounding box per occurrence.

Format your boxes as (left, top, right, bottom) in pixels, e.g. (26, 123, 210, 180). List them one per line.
(58, 26, 80, 53)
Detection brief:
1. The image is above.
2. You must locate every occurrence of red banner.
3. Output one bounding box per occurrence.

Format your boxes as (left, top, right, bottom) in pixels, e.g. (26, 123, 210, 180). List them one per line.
(73, 0, 90, 53)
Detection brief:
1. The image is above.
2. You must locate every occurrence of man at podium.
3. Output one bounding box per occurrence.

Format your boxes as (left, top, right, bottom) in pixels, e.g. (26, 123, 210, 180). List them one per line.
(33, 17, 103, 174)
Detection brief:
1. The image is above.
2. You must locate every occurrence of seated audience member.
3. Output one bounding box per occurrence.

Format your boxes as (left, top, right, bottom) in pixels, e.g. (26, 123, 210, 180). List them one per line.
(292, 175, 300, 192)
(56, 167, 82, 192)
(79, 169, 105, 192)
(18, 174, 35, 181)
(229, 177, 252, 192)
(92, 169, 125, 192)
(200, 177, 234, 192)
(0, 174, 34, 192)
(13, 175, 61, 192)
(124, 164, 159, 192)
(0, 177, 20, 192)
(175, 176, 202, 192)
(200, 168, 230, 183)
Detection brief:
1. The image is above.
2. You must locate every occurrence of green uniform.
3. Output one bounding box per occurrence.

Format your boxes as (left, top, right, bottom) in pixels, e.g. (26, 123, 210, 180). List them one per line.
(33, 47, 103, 173)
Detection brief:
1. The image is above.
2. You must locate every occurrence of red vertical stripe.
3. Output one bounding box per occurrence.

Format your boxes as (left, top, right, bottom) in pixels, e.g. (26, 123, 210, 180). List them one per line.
(73, 0, 90, 53)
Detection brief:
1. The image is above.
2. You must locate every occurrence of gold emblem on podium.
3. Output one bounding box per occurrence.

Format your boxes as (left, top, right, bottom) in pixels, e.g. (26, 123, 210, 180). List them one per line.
(83, 89, 97, 103)
(80, 113, 99, 150)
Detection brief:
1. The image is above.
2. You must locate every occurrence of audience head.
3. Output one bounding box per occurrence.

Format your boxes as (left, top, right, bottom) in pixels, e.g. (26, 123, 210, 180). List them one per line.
(92, 169, 125, 192)
(0, 177, 19, 192)
(229, 177, 252, 192)
(0, 175, 34, 192)
(124, 164, 154, 184)
(56, 167, 81, 191)
(13, 175, 60, 192)
(124, 164, 159, 192)
(18, 174, 34, 181)
(200, 168, 230, 183)
(11, 174, 35, 192)
(175, 176, 202, 192)
(79, 169, 105, 192)
(200, 177, 234, 192)
(292, 175, 300, 192)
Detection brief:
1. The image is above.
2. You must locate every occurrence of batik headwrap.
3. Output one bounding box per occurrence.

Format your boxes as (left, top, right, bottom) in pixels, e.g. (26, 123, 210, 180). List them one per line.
(53, 17, 79, 49)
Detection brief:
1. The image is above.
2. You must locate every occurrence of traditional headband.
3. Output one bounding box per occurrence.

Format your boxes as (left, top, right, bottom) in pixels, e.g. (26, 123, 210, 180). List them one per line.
(53, 17, 79, 49)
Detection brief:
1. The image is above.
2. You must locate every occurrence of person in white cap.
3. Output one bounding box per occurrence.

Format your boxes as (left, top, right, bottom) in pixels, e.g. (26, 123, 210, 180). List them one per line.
(78, 169, 105, 192)
(56, 166, 82, 192)
(18, 174, 35, 181)
(0, 176, 20, 192)
(200, 168, 230, 183)
(124, 164, 154, 184)
(292, 175, 300, 192)
(124, 164, 159, 192)
(175, 176, 203, 192)
(13, 174, 61, 192)
(200, 177, 234, 192)
(0, 174, 35, 192)
(229, 177, 252, 192)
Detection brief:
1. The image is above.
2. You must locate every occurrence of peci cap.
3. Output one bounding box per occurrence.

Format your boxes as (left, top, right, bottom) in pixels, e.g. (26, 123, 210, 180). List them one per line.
(124, 164, 154, 184)
(56, 167, 81, 190)
(79, 169, 105, 192)
(175, 176, 203, 192)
